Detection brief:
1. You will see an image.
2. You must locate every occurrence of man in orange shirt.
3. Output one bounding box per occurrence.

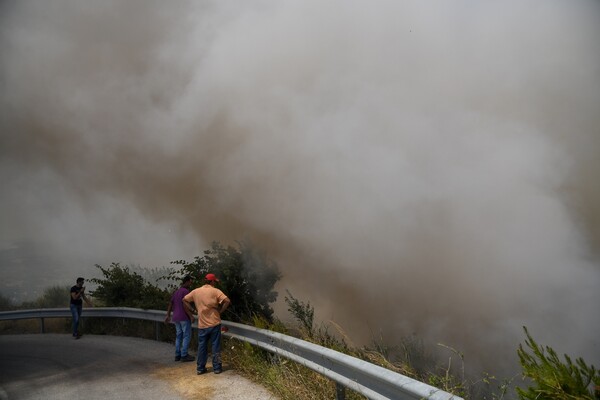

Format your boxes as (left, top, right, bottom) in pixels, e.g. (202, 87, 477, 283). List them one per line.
(183, 273, 231, 375)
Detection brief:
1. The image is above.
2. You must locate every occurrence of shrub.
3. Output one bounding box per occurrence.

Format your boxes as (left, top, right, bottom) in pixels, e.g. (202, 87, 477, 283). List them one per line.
(90, 263, 169, 309)
(164, 241, 281, 323)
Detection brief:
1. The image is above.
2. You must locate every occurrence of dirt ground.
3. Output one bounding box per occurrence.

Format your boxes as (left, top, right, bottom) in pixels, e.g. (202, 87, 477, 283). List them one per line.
(152, 361, 278, 400)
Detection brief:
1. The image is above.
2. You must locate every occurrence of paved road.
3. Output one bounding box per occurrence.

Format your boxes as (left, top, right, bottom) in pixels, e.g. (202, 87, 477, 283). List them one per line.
(0, 334, 276, 400)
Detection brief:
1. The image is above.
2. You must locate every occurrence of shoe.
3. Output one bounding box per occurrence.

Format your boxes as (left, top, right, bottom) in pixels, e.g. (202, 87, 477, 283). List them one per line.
(213, 369, 222, 374)
(174, 356, 181, 361)
(180, 354, 195, 362)
(197, 369, 207, 375)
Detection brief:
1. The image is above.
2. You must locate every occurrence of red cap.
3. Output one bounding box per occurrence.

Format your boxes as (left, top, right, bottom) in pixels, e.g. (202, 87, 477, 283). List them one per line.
(205, 273, 220, 282)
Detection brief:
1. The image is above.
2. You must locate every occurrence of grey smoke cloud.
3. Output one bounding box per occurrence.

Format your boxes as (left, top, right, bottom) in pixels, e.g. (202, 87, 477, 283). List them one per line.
(1, 0, 599, 375)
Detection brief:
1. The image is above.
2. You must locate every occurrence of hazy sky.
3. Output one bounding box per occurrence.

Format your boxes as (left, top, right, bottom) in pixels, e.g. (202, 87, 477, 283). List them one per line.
(1, 0, 599, 375)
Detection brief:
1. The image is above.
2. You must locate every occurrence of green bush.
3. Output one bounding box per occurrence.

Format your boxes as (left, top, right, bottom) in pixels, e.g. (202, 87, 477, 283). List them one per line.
(83, 264, 173, 341)
(164, 241, 281, 323)
(90, 263, 169, 309)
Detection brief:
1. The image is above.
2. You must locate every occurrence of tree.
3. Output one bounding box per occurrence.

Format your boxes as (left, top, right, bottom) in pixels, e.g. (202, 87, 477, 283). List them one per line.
(165, 241, 281, 323)
(90, 263, 169, 310)
(517, 326, 599, 400)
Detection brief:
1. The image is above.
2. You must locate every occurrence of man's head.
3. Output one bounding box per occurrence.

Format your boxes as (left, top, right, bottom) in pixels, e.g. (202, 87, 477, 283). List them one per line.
(76, 277, 85, 286)
(205, 273, 219, 285)
(182, 275, 192, 287)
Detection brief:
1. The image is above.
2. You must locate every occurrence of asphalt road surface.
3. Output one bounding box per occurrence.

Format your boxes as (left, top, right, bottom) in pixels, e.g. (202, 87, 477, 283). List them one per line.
(0, 334, 276, 400)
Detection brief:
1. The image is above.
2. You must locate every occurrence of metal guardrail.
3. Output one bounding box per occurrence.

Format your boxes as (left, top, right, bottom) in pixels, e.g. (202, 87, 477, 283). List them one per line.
(0, 308, 462, 400)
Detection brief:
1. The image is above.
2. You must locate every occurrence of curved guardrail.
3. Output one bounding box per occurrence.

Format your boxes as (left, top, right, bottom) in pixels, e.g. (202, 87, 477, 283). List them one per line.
(0, 308, 462, 400)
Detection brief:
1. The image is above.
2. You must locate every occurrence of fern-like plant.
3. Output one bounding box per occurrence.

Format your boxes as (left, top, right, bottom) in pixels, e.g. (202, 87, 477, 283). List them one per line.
(517, 326, 599, 400)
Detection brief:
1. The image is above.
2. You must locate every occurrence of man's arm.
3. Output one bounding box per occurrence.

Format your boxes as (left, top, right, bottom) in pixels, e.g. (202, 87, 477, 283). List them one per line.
(71, 288, 82, 301)
(184, 304, 195, 322)
(183, 297, 195, 316)
(218, 298, 231, 315)
(81, 290, 93, 307)
(164, 298, 173, 323)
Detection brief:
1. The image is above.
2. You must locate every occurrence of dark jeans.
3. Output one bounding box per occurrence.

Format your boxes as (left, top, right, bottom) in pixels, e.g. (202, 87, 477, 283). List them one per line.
(197, 324, 222, 372)
(70, 303, 82, 336)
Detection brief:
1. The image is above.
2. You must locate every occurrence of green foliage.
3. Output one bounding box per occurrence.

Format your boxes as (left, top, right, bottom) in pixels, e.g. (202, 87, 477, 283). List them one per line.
(164, 241, 281, 323)
(517, 326, 599, 400)
(89, 263, 169, 309)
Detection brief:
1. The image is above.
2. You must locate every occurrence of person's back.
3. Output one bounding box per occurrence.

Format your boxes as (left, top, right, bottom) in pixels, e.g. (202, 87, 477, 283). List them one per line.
(187, 283, 228, 328)
(183, 273, 230, 375)
(170, 286, 190, 322)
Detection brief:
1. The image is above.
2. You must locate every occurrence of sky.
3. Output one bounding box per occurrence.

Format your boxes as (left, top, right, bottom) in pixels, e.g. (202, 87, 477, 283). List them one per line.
(1, 0, 599, 376)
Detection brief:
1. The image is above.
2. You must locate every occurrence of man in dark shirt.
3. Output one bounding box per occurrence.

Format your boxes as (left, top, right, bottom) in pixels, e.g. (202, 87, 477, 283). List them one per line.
(165, 275, 195, 361)
(70, 277, 93, 339)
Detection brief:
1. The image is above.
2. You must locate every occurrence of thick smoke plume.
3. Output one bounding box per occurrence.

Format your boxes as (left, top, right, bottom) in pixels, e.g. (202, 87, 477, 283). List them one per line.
(1, 0, 599, 375)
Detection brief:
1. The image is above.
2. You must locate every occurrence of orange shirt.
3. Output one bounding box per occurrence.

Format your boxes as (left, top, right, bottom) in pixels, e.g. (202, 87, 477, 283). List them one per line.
(183, 284, 229, 328)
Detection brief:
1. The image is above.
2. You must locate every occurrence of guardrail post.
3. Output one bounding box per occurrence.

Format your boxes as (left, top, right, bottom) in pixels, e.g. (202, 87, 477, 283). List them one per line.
(335, 382, 345, 400)
(40, 317, 45, 333)
(155, 321, 160, 341)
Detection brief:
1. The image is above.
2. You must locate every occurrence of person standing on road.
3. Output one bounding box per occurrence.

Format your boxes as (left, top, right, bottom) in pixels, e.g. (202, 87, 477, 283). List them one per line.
(70, 277, 93, 339)
(183, 273, 230, 375)
(165, 275, 195, 362)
